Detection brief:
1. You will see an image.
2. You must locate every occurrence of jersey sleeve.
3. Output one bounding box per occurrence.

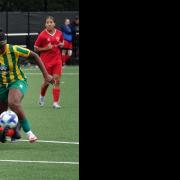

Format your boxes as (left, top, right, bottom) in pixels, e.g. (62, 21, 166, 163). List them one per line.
(34, 33, 43, 48)
(14, 45, 31, 58)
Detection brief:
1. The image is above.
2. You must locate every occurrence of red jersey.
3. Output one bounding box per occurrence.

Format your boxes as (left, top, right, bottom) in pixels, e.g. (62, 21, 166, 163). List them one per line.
(34, 29, 64, 64)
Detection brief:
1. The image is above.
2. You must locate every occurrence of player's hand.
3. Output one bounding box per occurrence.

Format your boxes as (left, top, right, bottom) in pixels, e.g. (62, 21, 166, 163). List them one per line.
(55, 42, 64, 48)
(45, 74, 55, 85)
(58, 42, 64, 48)
(47, 43, 53, 50)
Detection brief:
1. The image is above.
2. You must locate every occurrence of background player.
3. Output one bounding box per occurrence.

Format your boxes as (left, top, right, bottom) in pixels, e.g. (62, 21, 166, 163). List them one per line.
(61, 18, 73, 65)
(34, 16, 64, 109)
(0, 28, 54, 143)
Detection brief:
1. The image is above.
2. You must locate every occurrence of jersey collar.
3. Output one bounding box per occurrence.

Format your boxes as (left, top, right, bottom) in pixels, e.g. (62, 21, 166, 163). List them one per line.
(45, 29, 56, 36)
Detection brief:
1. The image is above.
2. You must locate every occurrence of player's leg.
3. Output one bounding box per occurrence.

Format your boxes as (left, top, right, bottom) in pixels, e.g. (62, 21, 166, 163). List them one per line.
(66, 42, 73, 64)
(52, 63, 62, 108)
(0, 91, 20, 142)
(0, 100, 8, 142)
(62, 49, 67, 66)
(68, 49, 73, 57)
(0, 85, 9, 113)
(39, 79, 49, 106)
(38, 63, 51, 106)
(0, 100, 8, 114)
(8, 81, 37, 143)
(62, 40, 71, 66)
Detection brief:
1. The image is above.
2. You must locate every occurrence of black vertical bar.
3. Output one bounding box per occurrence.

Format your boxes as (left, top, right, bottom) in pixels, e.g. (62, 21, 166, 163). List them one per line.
(44, 0, 47, 11)
(26, 11, 30, 48)
(6, 10, 8, 41)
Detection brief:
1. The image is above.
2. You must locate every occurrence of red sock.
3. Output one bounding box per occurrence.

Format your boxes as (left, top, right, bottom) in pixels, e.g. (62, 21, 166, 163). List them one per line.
(0, 127, 14, 137)
(6, 129, 15, 137)
(0, 127, 3, 132)
(53, 88, 60, 102)
(41, 85, 48, 96)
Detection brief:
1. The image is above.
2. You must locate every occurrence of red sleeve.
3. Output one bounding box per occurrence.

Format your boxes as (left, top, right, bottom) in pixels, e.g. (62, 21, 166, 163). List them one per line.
(34, 33, 43, 47)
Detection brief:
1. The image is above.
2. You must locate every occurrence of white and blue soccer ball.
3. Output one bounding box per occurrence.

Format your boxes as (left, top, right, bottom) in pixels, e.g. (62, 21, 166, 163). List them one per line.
(0, 110, 18, 128)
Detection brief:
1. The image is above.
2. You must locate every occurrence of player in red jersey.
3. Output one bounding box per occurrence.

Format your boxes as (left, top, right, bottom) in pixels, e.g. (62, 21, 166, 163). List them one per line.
(34, 16, 64, 108)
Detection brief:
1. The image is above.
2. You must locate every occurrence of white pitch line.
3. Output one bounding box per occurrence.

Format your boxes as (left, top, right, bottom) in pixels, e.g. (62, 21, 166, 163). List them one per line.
(18, 139, 79, 145)
(0, 160, 79, 165)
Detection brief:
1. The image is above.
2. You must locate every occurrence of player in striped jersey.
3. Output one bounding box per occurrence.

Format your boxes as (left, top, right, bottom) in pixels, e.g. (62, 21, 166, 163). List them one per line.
(0, 29, 54, 143)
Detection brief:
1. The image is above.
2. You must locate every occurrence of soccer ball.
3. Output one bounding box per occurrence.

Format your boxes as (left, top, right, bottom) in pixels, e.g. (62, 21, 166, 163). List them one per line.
(0, 110, 18, 129)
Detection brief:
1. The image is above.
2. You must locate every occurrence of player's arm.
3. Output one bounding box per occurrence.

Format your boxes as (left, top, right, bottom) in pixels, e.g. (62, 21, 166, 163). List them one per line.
(34, 33, 53, 52)
(34, 43, 53, 52)
(29, 51, 54, 84)
(56, 33, 64, 48)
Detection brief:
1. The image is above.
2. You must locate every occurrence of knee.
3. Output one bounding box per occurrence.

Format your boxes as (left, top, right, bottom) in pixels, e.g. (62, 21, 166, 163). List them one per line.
(54, 77, 60, 85)
(43, 82, 49, 87)
(55, 80, 60, 86)
(68, 50, 72, 56)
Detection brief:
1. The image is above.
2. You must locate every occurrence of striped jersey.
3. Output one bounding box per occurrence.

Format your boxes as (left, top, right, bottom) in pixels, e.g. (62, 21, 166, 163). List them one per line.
(0, 44, 30, 85)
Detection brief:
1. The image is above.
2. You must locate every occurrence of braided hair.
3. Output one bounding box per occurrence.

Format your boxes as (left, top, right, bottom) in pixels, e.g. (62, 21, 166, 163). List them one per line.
(0, 29, 7, 50)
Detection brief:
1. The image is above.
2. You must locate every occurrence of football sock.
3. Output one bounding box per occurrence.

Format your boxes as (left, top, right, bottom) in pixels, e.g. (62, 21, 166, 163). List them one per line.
(26, 130, 33, 136)
(53, 87, 60, 103)
(41, 85, 48, 96)
(6, 129, 15, 137)
(0, 127, 3, 132)
(20, 118, 31, 133)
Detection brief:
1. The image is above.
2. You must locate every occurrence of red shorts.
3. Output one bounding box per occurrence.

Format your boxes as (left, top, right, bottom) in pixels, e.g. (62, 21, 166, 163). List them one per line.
(44, 62, 62, 75)
(63, 40, 73, 50)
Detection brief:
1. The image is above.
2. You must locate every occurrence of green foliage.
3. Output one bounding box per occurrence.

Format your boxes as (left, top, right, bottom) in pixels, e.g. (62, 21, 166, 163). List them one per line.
(0, 0, 79, 11)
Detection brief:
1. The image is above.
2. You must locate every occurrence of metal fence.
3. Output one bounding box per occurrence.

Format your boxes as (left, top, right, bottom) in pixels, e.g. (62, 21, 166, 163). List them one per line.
(0, 11, 79, 64)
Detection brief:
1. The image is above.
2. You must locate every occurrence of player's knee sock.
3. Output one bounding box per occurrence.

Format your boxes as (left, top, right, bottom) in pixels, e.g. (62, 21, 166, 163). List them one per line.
(6, 129, 15, 137)
(0, 127, 3, 132)
(20, 118, 31, 133)
(53, 87, 60, 103)
(41, 85, 48, 96)
(0, 127, 13, 136)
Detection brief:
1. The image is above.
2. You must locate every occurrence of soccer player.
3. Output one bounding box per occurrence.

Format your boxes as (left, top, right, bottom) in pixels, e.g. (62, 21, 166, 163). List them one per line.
(0, 124, 20, 143)
(61, 18, 73, 65)
(34, 16, 64, 109)
(0, 28, 54, 143)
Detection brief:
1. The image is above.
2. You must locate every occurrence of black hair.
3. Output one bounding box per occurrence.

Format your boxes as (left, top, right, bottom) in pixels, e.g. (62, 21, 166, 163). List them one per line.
(0, 28, 6, 42)
(46, 16, 55, 23)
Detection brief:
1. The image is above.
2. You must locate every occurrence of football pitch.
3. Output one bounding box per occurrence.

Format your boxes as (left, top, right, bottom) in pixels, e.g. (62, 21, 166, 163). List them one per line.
(0, 66, 79, 180)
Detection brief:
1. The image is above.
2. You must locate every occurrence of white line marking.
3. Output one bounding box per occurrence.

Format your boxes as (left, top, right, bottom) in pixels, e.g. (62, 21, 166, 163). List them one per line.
(18, 139, 79, 145)
(0, 160, 79, 165)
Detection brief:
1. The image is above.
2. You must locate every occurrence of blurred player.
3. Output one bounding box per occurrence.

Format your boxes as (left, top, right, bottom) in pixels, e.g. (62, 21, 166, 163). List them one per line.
(0, 28, 54, 143)
(61, 18, 73, 65)
(0, 123, 21, 143)
(34, 16, 64, 109)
